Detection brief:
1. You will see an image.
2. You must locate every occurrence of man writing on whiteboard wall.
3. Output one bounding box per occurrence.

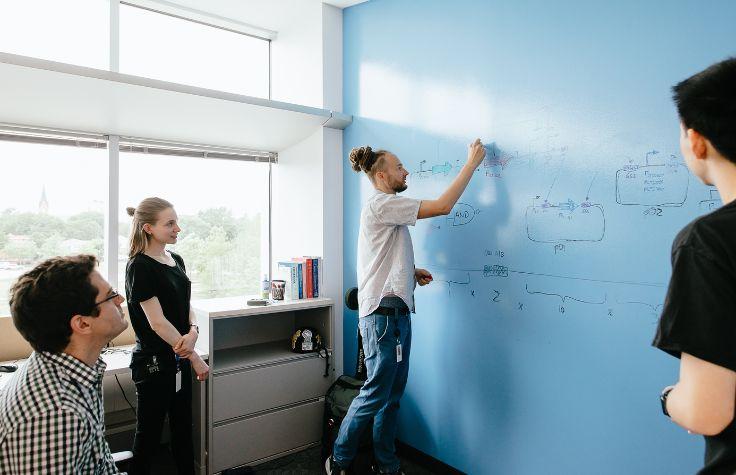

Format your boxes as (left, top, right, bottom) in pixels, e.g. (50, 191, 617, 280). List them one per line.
(326, 139, 486, 475)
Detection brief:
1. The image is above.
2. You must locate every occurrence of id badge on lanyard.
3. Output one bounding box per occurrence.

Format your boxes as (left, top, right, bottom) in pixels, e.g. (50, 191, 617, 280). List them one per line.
(395, 326, 402, 363)
(175, 355, 182, 392)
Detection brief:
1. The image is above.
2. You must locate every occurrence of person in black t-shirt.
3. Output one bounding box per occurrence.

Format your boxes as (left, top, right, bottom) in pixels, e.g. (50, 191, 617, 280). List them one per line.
(125, 197, 209, 475)
(653, 57, 736, 474)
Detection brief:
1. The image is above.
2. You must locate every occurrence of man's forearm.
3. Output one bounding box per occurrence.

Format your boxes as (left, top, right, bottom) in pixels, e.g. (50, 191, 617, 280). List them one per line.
(665, 383, 733, 435)
(437, 162, 476, 210)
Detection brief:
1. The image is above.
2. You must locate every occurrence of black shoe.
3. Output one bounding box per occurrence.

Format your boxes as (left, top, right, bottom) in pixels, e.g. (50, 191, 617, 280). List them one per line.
(374, 466, 404, 475)
(325, 455, 348, 475)
(377, 469, 405, 475)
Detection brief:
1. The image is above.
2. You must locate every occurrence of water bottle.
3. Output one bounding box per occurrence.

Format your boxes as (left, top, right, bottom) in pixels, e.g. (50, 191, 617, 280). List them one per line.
(261, 274, 270, 299)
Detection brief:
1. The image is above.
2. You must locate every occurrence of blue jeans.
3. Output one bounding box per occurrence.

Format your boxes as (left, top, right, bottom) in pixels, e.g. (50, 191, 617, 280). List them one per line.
(333, 312, 412, 473)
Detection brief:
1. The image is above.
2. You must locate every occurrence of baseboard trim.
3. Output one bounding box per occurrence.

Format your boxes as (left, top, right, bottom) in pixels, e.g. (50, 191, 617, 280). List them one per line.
(396, 441, 466, 475)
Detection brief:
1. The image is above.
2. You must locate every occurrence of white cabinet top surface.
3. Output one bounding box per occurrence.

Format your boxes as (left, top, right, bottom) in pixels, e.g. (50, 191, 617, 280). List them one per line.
(192, 296, 333, 318)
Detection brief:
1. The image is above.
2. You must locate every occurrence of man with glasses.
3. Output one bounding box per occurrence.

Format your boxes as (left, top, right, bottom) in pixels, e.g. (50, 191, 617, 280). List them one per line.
(0, 255, 128, 474)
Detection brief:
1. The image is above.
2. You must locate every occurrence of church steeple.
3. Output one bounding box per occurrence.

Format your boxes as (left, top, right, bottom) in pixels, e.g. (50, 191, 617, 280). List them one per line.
(39, 186, 49, 214)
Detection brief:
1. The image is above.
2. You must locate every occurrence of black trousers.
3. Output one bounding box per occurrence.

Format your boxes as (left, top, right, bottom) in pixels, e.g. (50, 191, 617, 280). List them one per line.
(129, 359, 195, 475)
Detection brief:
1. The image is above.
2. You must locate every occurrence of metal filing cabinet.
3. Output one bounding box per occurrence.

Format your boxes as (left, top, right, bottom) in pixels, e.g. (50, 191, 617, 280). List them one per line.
(193, 297, 334, 474)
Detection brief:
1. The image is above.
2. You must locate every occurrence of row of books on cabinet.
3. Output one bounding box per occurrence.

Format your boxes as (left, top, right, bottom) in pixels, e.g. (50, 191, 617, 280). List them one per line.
(276, 257, 322, 300)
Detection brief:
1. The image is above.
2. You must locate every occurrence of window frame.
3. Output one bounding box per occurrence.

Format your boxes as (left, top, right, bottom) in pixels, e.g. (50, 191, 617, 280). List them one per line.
(116, 1, 272, 99)
(0, 126, 274, 315)
(0, 3, 275, 314)
(111, 135, 275, 293)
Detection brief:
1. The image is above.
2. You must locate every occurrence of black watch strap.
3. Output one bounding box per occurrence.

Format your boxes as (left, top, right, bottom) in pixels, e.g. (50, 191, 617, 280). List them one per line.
(660, 386, 674, 417)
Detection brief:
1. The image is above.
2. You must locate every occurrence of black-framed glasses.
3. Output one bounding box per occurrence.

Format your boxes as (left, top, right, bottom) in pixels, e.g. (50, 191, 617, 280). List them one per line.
(93, 289, 121, 308)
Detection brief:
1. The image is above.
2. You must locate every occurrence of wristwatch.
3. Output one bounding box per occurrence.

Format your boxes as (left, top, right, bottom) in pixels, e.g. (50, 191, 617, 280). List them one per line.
(190, 324, 199, 334)
(660, 386, 674, 417)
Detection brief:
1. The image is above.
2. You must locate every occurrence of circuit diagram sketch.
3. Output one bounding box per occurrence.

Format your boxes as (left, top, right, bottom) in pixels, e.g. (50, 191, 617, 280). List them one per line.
(423, 260, 666, 318)
(617, 299, 664, 323)
(525, 163, 605, 243)
(428, 203, 482, 230)
(415, 141, 462, 179)
(447, 203, 481, 226)
(427, 261, 665, 289)
(617, 299, 663, 315)
(482, 145, 518, 178)
(615, 151, 689, 207)
(399, 111, 697, 330)
(699, 188, 721, 213)
(416, 159, 456, 179)
(525, 283, 607, 313)
(483, 265, 509, 278)
(434, 273, 471, 297)
(525, 199, 606, 243)
(416, 141, 527, 181)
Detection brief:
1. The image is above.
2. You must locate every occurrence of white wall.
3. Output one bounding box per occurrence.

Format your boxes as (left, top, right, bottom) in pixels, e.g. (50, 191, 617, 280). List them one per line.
(322, 4, 343, 111)
(271, 129, 324, 265)
(270, 3, 323, 107)
(321, 127, 343, 375)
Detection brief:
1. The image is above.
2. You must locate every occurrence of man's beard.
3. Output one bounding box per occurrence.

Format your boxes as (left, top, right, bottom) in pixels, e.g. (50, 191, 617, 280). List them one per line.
(391, 176, 408, 193)
(393, 182, 408, 193)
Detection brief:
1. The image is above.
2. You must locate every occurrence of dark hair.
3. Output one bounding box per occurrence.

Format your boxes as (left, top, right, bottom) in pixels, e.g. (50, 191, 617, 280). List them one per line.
(349, 146, 390, 179)
(673, 57, 736, 163)
(9, 255, 100, 353)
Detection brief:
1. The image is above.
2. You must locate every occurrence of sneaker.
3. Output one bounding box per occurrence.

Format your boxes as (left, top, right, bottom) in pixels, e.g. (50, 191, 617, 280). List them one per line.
(325, 455, 348, 475)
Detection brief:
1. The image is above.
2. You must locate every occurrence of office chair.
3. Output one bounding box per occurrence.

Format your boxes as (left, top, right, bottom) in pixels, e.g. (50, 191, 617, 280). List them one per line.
(113, 450, 133, 471)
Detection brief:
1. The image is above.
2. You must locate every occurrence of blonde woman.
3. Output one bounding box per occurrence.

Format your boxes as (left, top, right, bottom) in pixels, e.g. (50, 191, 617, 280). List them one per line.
(125, 197, 208, 475)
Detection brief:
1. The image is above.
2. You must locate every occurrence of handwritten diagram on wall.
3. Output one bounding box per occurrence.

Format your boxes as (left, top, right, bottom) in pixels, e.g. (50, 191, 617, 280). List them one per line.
(404, 108, 711, 324)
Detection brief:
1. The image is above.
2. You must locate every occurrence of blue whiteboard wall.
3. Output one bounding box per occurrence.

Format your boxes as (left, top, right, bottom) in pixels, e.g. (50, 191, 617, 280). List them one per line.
(342, 1, 736, 473)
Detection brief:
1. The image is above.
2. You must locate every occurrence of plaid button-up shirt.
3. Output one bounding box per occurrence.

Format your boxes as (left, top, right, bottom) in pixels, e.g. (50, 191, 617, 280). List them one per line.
(0, 351, 119, 474)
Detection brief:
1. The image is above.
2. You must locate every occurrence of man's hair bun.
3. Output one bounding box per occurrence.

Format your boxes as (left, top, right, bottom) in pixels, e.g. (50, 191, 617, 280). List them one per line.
(349, 146, 375, 173)
(126, 207, 136, 217)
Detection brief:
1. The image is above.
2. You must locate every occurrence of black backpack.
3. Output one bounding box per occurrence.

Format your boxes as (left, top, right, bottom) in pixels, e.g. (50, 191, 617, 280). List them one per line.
(321, 374, 374, 473)
(321, 288, 373, 473)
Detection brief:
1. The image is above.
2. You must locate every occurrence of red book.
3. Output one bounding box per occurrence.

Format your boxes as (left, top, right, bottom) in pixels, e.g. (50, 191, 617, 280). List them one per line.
(305, 258, 313, 298)
(291, 258, 311, 298)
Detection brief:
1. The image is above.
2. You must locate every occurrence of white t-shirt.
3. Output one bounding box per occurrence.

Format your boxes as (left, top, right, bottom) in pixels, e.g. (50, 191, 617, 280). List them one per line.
(357, 191, 422, 318)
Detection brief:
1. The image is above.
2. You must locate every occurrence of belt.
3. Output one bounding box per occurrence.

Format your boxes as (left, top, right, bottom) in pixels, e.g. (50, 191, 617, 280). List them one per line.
(374, 306, 410, 317)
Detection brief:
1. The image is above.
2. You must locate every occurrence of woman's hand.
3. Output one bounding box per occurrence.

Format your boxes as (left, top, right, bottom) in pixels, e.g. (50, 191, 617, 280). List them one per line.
(415, 268, 433, 286)
(189, 353, 210, 381)
(174, 328, 197, 358)
(466, 138, 486, 169)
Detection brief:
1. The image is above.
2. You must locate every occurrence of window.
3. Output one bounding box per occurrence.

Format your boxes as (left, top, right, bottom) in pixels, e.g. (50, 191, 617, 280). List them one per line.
(0, 1, 275, 315)
(118, 150, 270, 299)
(119, 4, 270, 98)
(0, 140, 108, 316)
(0, 2, 271, 97)
(0, 0, 109, 69)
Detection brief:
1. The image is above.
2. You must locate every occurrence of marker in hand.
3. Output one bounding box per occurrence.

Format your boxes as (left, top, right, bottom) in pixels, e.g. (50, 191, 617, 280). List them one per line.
(415, 268, 433, 286)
